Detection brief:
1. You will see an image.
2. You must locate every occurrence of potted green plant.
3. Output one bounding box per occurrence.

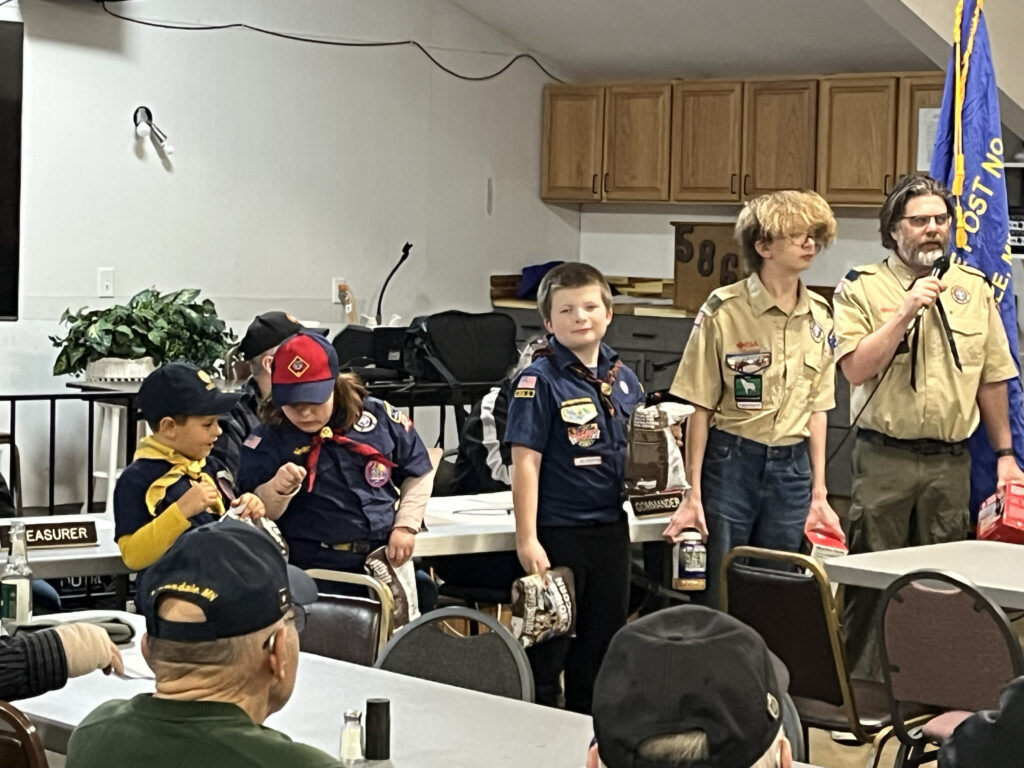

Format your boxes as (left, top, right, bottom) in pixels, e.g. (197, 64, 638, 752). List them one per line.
(49, 288, 236, 379)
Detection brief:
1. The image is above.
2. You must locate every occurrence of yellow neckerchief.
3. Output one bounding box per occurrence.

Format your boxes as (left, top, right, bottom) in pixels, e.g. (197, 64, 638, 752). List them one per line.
(134, 435, 226, 518)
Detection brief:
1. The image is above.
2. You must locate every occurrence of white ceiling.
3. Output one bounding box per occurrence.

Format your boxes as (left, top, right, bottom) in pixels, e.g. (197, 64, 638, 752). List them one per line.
(448, 0, 938, 82)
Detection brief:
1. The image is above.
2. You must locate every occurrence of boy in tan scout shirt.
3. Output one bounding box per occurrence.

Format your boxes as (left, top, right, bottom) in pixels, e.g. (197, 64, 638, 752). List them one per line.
(832, 173, 1024, 677)
(664, 190, 845, 609)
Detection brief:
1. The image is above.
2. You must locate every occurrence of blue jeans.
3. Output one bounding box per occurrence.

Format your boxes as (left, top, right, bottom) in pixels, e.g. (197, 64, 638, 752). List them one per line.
(697, 429, 810, 609)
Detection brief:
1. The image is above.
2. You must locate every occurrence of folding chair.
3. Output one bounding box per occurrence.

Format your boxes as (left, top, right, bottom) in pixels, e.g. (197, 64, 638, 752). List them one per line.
(0, 700, 47, 768)
(303, 570, 396, 665)
(878, 569, 1024, 767)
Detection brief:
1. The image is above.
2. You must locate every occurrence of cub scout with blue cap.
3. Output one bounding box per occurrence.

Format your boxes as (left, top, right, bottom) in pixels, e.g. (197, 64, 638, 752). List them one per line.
(114, 362, 266, 571)
(663, 190, 845, 610)
(505, 262, 644, 714)
(237, 332, 434, 584)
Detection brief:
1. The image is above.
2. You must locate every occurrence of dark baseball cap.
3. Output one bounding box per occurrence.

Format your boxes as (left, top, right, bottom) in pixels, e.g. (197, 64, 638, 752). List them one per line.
(138, 519, 318, 642)
(939, 676, 1024, 768)
(271, 331, 339, 406)
(238, 311, 327, 360)
(593, 605, 790, 768)
(137, 363, 241, 422)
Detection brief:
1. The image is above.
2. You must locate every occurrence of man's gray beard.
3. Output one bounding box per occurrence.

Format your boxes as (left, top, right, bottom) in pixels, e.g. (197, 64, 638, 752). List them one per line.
(910, 248, 945, 268)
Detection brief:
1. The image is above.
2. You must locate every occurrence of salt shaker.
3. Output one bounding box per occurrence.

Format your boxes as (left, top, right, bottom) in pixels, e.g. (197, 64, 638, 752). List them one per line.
(339, 709, 364, 765)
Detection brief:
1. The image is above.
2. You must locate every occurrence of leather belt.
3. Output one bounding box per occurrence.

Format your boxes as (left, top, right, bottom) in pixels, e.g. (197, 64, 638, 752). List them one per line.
(320, 540, 374, 553)
(857, 428, 967, 456)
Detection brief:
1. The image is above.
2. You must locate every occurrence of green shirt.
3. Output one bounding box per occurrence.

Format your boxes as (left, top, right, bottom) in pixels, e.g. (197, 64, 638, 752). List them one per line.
(67, 694, 342, 768)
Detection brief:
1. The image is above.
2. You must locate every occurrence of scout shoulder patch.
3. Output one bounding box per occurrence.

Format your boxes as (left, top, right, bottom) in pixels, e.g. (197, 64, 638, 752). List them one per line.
(243, 434, 262, 449)
(517, 375, 537, 389)
(353, 411, 377, 432)
(384, 402, 413, 431)
(514, 388, 535, 398)
(560, 401, 598, 424)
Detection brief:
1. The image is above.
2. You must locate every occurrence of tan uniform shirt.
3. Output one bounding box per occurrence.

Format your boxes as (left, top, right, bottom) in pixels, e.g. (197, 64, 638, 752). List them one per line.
(832, 255, 1017, 442)
(671, 272, 836, 446)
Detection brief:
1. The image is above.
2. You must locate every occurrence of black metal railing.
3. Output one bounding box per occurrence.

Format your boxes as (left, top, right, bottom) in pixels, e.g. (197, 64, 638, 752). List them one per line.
(0, 390, 138, 515)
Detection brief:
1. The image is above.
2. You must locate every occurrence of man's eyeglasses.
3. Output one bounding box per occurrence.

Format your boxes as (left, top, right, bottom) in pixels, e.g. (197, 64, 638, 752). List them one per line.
(901, 213, 952, 228)
(263, 602, 309, 651)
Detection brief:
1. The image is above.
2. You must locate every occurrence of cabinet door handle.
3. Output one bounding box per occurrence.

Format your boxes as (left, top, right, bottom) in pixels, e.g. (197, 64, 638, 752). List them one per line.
(591, 174, 599, 195)
(743, 174, 751, 196)
(603, 172, 609, 193)
(883, 174, 891, 195)
(730, 173, 737, 195)
(631, 332, 657, 339)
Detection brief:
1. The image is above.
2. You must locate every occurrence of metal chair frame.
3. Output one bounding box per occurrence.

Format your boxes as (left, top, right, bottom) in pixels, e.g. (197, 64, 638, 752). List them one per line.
(0, 700, 47, 768)
(305, 569, 396, 661)
(375, 605, 534, 702)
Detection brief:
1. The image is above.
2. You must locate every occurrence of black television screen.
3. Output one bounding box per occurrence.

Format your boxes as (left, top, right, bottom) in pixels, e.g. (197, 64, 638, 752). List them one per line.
(0, 20, 21, 321)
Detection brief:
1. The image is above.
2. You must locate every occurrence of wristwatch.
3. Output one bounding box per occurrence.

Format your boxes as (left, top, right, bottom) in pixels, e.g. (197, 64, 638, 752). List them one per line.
(995, 448, 1016, 458)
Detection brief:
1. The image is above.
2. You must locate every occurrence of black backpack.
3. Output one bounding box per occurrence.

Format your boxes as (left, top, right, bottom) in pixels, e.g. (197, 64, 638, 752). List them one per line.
(404, 310, 519, 386)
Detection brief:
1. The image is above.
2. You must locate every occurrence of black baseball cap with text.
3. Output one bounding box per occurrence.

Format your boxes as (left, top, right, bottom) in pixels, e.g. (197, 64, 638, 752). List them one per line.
(137, 362, 240, 423)
(138, 519, 318, 642)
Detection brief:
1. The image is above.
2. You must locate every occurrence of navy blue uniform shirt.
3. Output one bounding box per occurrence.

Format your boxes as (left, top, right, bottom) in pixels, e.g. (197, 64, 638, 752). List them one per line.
(505, 338, 643, 527)
(237, 397, 432, 568)
(114, 455, 227, 542)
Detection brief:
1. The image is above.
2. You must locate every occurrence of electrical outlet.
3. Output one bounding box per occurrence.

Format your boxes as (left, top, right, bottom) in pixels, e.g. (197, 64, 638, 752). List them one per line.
(97, 268, 115, 298)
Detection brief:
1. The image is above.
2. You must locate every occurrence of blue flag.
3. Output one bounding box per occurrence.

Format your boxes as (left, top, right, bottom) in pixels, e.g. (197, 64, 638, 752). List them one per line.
(930, 0, 1023, 514)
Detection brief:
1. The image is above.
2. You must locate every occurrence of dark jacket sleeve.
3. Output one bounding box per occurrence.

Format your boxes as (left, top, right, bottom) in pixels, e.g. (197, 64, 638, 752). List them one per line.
(0, 628, 68, 701)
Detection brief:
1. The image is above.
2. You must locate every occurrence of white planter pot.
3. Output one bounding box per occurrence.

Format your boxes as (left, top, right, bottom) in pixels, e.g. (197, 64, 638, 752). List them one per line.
(84, 356, 157, 382)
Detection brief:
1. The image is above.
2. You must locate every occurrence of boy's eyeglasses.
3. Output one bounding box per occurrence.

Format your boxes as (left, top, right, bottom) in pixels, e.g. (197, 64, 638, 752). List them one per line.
(784, 232, 822, 248)
(901, 213, 952, 228)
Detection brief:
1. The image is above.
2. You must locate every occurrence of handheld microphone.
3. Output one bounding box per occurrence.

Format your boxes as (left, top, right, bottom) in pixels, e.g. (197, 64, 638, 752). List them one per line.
(375, 242, 412, 326)
(917, 254, 951, 317)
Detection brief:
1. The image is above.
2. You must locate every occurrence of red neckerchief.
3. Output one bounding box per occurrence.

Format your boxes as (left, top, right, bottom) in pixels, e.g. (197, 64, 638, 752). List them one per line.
(306, 426, 397, 491)
(533, 343, 623, 416)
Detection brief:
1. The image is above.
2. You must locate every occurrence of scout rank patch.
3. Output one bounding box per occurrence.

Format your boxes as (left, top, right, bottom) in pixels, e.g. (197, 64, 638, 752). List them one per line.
(567, 423, 600, 447)
(734, 375, 763, 410)
(353, 411, 377, 433)
(365, 460, 392, 488)
(809, 321, 823, 342)
(560, 398, 598, 424)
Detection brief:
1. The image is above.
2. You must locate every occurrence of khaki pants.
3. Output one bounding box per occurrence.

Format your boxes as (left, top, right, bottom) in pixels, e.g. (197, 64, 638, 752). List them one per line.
(841, 438, 970, 679)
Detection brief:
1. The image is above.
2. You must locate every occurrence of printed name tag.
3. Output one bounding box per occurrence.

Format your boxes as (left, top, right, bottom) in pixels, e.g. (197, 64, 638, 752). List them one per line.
(0, 521, 99, 550)
(573, 456, 603, 467)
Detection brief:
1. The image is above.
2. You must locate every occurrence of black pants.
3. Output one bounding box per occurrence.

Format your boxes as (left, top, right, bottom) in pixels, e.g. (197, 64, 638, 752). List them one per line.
(527, 518, 630, 714)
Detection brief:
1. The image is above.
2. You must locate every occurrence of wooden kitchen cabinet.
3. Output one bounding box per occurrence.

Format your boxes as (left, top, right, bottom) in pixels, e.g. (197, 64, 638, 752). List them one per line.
(541, 85, 606, 201)
(671, 81, 743, 202)
(541, 82, 670, 202)
(896, 73, 947, 178)
(741, 80, 818, 197)
(604, 83, 672, 200)
(817, 76, 899, 204)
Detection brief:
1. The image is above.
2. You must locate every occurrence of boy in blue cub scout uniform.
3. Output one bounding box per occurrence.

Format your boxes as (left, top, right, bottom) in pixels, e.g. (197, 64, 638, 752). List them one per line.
(237, 332, 434, 583)
(114, 363, 266, 571)
(506, 262, 644, 714)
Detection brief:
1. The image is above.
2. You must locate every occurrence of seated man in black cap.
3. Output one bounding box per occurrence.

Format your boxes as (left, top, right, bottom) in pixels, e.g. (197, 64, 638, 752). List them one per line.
(938, 675, 1024, 768)
(67, 519, 337, 768)
(588, 605, 793, 768)
(213, 311, 327, 477)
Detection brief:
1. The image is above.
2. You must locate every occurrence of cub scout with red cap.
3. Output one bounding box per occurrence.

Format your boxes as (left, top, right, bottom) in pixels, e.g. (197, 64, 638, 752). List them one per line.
(114, 362, 266, 571)
(237, 332, 435, 582)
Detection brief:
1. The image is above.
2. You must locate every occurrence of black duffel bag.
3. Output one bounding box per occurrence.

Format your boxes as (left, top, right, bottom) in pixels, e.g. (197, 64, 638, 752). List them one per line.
(404, 310, 518, 385)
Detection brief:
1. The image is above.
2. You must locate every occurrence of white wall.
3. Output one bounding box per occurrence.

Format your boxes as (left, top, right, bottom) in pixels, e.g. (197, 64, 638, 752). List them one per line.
(0, 0, 578, 505)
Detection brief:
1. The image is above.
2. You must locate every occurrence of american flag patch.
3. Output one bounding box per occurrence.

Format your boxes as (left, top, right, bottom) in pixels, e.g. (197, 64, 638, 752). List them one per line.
(243, 435, 262, 449)
(518, 375, 536, 389)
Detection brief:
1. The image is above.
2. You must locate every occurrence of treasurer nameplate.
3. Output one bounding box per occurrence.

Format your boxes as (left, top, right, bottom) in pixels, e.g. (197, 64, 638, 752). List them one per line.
(0, 521, 99, 550)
